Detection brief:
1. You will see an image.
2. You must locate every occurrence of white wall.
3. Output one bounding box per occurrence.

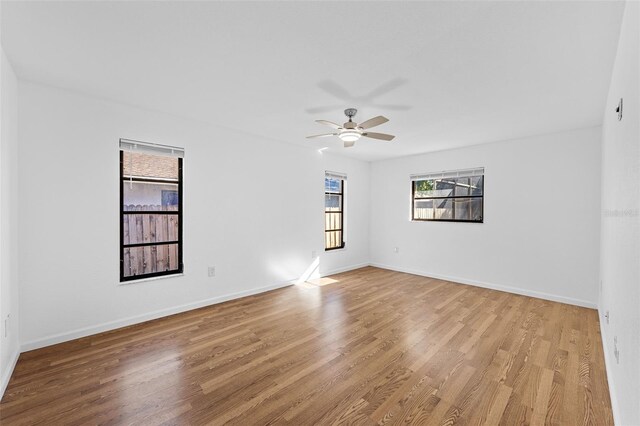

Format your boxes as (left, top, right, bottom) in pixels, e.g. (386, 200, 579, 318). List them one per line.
(370, 127, 602, 307)
(0, 48, 20, 396)
(17, 82, 370, 349)
(599, 2, 640, 425)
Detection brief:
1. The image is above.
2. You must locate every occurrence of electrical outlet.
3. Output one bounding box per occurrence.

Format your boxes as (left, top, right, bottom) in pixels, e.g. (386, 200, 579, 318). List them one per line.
(208, 267, 216, 277)
(614, 336, 620, 364)
(605, 310, 610, 324)
(311, 250, 317, 259)
(393, 247, 399, 254)
(4, 314, 9, 338)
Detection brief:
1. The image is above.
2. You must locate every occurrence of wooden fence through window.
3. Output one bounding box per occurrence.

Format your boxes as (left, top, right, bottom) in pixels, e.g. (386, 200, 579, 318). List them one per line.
(122, 204, 179, 277)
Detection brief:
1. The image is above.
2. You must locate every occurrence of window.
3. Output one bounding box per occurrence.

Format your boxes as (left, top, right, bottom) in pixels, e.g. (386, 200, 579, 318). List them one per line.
(120, 139, 184, 281)
(325, 171, 346, 250)
(411, 168, 484, 222)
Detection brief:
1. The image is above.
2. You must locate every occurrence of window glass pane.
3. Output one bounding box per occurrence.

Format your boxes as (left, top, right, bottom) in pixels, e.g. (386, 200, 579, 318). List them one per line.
(413, 199, 434, 220)
(325, 178, 342, 193)
(325, 231, 343, 249)
(454, 177, 470, 196)
(123, 243, 179, 277)
(434, 198, 453, 220)
(435, 179, 456, 197)
(325, 212, 342, 231)
(325, 194, 342, 211)
(123, 214, 179, 245)
(123, 182, 179, 211)
(325, 175, 344, 250)
(121, 150, 182, 281)
(471, 198, 483, 221)
(123, 151, 179, 180)
(412, 172, 483, 222)
(414, 179, 455, 198)
(454, 198, 471, 220)
(414, 180, 437, 197)
(470, 176, 483, 196)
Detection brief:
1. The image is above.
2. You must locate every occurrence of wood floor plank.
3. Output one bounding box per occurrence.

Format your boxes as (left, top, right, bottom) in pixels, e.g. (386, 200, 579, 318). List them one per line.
(0, 267, 613, 425)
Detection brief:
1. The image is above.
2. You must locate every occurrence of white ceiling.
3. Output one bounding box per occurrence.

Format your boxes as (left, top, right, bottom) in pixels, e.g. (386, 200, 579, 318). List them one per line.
(1, 1, 625, 161)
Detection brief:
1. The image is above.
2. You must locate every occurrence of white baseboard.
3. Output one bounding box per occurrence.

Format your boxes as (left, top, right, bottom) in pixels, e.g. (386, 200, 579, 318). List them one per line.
(369, 263, 597, 309)
(21, 280, 293, 352)
(320, 262, 370, 277)
(0, 348, 20, 401)
(18, 261, 594, 366)
(20, 262, 371, 353)
(598, 309, 621, 426)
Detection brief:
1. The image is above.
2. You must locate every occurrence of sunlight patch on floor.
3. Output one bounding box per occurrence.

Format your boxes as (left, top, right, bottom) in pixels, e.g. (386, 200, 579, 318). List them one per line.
(305, 277, 340, 287)
(294, 257, 342, 287)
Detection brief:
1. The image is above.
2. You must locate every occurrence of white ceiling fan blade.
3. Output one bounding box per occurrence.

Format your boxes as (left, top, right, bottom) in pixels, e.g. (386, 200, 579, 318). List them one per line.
(315, 120, 342, 129)
(358, 115, 389, 129)
(306, 133, 338, 139)
(344, 140, 356, 148)
(363, 132, 395, 141)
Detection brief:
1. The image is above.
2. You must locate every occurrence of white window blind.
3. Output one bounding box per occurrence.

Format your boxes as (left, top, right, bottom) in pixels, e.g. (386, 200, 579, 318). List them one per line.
(326, 171, 347, 181)
(120, 138, 185, 158)
(410, 167, 484, 181)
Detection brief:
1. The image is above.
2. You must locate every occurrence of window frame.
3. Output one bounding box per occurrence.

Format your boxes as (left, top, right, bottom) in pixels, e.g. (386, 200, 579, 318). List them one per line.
(120, 150, 184, 282)
(325, 176, 345, 251)
(411, 175, 484, 223)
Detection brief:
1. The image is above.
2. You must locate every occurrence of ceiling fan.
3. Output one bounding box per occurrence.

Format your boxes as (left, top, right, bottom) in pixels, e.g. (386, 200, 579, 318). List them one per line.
(307, 108, 395, 148)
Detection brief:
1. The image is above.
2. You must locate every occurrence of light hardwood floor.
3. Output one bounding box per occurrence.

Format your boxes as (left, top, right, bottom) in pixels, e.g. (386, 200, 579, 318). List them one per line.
(0, 267, 612, 425)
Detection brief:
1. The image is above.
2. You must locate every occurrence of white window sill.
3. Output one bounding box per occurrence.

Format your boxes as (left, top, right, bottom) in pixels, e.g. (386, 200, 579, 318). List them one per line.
(325, 247, 347, 253)
(119, 273, 184, 286)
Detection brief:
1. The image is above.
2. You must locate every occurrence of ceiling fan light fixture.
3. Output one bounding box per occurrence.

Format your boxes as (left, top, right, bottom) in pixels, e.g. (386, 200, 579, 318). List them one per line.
(339, 130, 361, 143)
